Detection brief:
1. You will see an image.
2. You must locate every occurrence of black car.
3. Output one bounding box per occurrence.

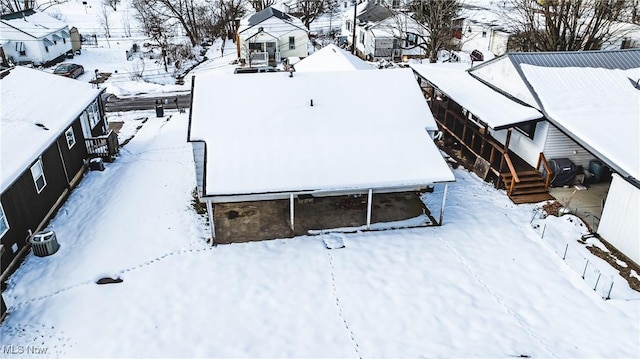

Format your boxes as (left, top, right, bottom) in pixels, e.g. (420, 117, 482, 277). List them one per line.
(53, 63, 85, 79)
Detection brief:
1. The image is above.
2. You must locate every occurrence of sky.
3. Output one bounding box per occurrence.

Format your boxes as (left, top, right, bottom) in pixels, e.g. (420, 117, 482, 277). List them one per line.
(1, 1, 639, 357)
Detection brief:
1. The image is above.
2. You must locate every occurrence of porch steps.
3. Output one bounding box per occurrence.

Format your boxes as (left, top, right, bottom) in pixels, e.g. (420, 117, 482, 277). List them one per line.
(501, 170, 554, 204)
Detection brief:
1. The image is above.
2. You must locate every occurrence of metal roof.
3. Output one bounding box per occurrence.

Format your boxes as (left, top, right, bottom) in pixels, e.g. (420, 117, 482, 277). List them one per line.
(472, 49, 640, 73)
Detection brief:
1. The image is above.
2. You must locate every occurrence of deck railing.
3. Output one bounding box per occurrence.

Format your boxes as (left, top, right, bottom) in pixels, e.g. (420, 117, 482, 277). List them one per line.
(536, 152, 552, 189)
(86, 130, 119, 160)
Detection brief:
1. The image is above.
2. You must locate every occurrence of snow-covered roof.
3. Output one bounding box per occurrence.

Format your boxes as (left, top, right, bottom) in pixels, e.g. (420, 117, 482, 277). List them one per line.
(188, 68, 453, 198)
(0, 66, 102, 193)
(521, 65, 640, 181)
(0, 9, 68, 39)
(410, 63, 543, 129)
(239, 6, 305, 32)
(294, 44, 372, 72)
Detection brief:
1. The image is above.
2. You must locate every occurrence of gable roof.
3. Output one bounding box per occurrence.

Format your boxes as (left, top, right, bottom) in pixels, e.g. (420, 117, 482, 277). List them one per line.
(468, 49, 640, 108)
(357, 1, 394, 24)
(0, 66, 102, 193)
(520, 65, 639, 182)
(240, 6, 305, 32)
(0, 9, 68, 39)
(293, 44, 372, 72)
(188, 68, 453, 199)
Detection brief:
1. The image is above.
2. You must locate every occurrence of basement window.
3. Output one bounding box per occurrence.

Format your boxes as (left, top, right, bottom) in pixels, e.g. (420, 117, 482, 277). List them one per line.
(0, 202, 8, 238)
(31, 158, 47, 193)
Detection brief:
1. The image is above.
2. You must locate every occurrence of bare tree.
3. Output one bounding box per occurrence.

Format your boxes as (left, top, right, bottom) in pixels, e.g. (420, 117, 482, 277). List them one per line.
(107, 0, 119, 11)
(406, 0, 462, 62)
(299, 0, 326, 29)
(216, 0, 248, 41)
(131, 0, 207, 47)
(122, 9, 133, 37)
(1, 0, 68, 14)
(99, 1, 113, 38)
(250, 0, 276, 12)
(505, 0, 634, 52)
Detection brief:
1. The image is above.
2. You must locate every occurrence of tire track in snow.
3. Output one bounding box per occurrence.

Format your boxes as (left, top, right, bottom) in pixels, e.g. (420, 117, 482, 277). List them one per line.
(324, 236, 362, 359)
(435, 234, 558, 358)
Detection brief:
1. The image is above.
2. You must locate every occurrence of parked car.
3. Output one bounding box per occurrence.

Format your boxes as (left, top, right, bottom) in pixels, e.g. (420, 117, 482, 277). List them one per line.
(53, 63, 84, 78)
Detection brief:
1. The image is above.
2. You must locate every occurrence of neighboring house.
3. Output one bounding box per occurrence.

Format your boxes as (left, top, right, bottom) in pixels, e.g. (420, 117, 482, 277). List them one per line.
(187, 68, 454, 242)
(342, 1, 426, 61)
(236, 7, 309, 67)
(0, 9, 73, 66)
(293, 43, 373, 72)
(452, 4, 510, 57)
(0, 66, 118, 280)
(411, 49, 640, 265)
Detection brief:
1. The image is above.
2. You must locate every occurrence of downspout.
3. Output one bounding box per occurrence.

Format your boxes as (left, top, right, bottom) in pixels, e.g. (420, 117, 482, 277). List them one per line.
(206, 199, 215, 245)
(55, 140, 71, 186)
(366, 188, 373, 229)
(439, 183, 448, 226)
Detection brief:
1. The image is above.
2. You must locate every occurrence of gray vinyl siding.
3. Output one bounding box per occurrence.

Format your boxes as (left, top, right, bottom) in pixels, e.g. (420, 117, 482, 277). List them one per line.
(543, 123, 596, 169)
(191, 141, 206, 198)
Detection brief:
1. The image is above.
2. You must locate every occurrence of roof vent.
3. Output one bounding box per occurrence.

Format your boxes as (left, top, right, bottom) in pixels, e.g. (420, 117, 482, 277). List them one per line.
(35, 123, 49, 130)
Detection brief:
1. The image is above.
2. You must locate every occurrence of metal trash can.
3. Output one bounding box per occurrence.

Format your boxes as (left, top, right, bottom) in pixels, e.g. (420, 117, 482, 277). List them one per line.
(589, 159, 611, 184)
(155, 99, 164, 117)
(89, 157, 105, 171)
(29, 230, 60, 257)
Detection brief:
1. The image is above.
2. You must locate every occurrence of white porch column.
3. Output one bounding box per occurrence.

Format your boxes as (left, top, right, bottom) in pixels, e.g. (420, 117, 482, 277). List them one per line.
(439, 184, 449, 226)
(206, 199, 216, 244)
(290, 193, 295, 231)
(366, 189, 373, 229)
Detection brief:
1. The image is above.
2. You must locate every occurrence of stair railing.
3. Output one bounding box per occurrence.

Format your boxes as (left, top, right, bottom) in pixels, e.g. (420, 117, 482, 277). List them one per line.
(536, 152, 552, 189)
(504, 153, 519, 195)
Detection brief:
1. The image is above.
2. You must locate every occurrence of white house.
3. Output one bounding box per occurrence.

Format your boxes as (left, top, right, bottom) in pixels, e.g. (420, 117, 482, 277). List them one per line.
(411, 49, 640, 265)
(237, 6, 309, 66)
(187, 68, 454, 241)
(0, 9, 73, 66)
(342, 1, 426, 61)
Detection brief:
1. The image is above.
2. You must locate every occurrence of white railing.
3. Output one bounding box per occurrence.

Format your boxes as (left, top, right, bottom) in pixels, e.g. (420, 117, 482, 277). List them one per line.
(249, 52, 268, 65)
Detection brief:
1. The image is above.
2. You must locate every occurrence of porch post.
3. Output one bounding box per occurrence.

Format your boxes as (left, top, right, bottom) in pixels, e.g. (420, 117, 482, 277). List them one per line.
(499, 127, 513, 172)
(206, 200, 216, 244)
(366, 189, 373, 229)
(289, 193, 295, 231)
(439, 184, 448, 226)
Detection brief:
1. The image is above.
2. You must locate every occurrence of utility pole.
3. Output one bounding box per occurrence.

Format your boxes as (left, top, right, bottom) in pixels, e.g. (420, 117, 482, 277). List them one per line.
(351, 0, 357, 55)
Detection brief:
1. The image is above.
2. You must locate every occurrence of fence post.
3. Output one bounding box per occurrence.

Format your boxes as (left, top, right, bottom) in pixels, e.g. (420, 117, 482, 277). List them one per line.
(562, 244, 568, 260)
(582, 260, 589, 279)
(593, 273, 601, 291)
(606, 281, 614, 300)
(530, 210, 539, 224)
(541, 224, 546, 239)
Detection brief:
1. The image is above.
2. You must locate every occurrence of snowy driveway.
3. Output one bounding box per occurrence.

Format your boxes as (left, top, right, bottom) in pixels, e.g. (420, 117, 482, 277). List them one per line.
(1, 112, 638, 358)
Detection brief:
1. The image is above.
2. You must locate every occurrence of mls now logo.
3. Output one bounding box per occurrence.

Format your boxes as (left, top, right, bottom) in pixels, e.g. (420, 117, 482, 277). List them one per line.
(2, 345, 49, 355)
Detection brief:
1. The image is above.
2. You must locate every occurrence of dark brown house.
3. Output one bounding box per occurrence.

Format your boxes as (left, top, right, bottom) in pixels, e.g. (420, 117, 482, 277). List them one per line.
(0, 66, 118, 283)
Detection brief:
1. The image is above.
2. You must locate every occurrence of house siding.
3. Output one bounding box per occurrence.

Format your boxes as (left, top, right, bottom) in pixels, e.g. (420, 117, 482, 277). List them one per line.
(1, 139, 69, 273)
(542, 123, 596, 169)
(489, 121, 547, 167)
(599, 174, 640, 265)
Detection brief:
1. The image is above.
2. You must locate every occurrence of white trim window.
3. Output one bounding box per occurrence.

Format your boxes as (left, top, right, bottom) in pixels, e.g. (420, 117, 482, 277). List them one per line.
(66, 126, 76, 149)
(87, 101, 101, 128)
(31, 158, 47, 193)
(0, 202, 8, 238)
(289, 36, 295, 50)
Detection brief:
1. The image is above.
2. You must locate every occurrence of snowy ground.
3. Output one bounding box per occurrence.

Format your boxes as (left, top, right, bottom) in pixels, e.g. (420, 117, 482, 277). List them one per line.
(2, 2, 639, 357)
(1, 109, 639, 357)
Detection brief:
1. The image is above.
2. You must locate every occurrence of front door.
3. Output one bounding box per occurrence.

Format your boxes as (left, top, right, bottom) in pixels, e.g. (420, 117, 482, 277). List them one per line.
(265, 42, 276, 61)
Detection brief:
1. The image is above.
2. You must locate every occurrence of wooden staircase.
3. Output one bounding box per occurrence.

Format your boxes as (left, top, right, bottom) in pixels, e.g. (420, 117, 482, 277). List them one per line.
(501, 170, 554, 204)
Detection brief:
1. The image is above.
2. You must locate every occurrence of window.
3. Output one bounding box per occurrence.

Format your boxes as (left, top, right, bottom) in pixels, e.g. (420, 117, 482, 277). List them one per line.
(346, 20, 351, 32)
(65, 126, 76, 149)
(31, 158, 47, 193)
(406, 33, 417, 46)
(87, 101, 101, 128)
(289, 36, 295, 50)
(0, 202, 8, 238)
(515, 122, 537, 139)
(359, 31, 365, 44)
(482, 31, 487, 38)
(16, 41, 26, 55)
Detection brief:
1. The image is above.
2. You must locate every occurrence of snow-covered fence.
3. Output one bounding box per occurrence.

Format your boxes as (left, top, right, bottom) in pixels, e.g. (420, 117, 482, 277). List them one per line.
(531, 210, 618, 300)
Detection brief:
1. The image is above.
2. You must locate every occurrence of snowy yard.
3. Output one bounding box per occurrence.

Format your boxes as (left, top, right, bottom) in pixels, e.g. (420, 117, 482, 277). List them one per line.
(1, 111, 638, 358)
